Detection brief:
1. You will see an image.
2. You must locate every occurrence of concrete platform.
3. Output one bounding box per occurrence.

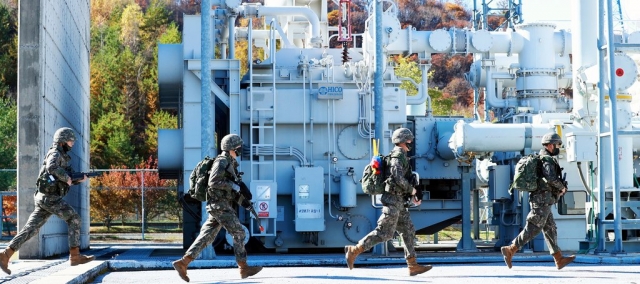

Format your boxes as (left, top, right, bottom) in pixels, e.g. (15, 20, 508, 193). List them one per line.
(1, 243, 640, 283)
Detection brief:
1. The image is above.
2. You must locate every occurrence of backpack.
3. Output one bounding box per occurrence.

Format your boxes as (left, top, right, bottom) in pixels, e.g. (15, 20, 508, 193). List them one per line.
(510, 154, 542, 194)
(360, 155, 390, 195)
(188, 156, 215, 201)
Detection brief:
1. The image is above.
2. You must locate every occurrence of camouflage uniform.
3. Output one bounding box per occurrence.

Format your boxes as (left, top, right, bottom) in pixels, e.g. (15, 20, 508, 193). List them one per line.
(501, 132, 575, 270)
(345, 128, 431, 276)
(8, 144, 82, 250)
(512, 148, 564, 253)
(173, 134, 262, 282)
(0, 127, 93, 275)
(184, 152, 248, 262)
(357, 146, 417, 259)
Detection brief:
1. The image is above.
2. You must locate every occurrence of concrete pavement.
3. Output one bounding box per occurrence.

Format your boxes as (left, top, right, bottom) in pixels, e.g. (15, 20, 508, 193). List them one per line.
(0, 242, 639, 283)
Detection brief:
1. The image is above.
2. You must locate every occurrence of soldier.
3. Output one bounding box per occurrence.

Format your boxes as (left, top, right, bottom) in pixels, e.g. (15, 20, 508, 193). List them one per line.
(501, 132, 576, 270)
(172, 134, 262, 282)
(345, 128, 432, 276)
(0, 127, 94, 275)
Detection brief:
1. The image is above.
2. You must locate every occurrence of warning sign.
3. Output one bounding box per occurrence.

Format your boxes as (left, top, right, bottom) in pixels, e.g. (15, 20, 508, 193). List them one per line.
(258, 201, 269, 218)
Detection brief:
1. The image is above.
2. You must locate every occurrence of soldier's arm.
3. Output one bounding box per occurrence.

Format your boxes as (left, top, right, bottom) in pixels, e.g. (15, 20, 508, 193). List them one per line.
(541, 157, 565, 191)
(208, 158, 235, 192)
(389, 157, 413, 195)
(46, 151, 71, 183)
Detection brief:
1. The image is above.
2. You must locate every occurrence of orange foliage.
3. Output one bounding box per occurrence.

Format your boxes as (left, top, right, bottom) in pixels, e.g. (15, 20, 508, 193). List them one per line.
(90, 157, 177, 228)
(2, 195, 16, 219)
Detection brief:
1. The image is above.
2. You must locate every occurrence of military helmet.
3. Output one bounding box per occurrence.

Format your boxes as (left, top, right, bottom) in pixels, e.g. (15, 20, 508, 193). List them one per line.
(391, 128, 414, 144)
(53, 127, 76, 144)
(221, 134, 243, 151)
(541, 132, 562, 145)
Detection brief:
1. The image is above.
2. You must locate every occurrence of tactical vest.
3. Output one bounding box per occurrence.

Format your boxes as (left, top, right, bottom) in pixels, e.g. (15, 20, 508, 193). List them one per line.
(207, 155, 238, 202)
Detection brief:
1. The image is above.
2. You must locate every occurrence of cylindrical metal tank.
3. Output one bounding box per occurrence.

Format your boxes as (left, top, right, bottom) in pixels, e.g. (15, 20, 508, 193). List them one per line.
(340, 171, 357, 208)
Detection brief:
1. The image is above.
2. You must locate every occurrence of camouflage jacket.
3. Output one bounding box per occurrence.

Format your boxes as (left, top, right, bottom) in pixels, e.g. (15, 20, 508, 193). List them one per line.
(529, 148, 565, 206)
(207, 151, 239, 203)
(36, 144, 79, 196)
(381, 146, 414, 205)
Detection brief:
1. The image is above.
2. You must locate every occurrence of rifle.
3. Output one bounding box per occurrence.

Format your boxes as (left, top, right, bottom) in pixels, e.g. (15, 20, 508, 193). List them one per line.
(227, 166, 264, 232)
(67, 171, 102, 182)
(556, 172, 568, 202)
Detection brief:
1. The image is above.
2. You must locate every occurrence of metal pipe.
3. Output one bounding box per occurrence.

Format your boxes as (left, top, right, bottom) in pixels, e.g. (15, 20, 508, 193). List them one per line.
(374, 0, 384, 152)
(605, 0, 623, 254)
(596, 0, 607, 253)
(200, 0, 215, 259)
(229, 15, 237, 59)
(484, 62, 517, 108)
(241, 5, 322, 47)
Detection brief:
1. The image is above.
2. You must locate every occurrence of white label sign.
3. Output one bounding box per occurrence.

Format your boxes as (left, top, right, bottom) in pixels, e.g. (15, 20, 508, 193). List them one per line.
(297, 203, 322, 219)
(257, 185, 271, 200)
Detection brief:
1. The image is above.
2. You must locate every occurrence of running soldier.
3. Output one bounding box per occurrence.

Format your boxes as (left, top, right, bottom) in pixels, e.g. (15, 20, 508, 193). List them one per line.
(0, 127, 94, 275)
(345, 128, 432, 276)
(501, 132, 576, 270)
(172, 134, 262, 282)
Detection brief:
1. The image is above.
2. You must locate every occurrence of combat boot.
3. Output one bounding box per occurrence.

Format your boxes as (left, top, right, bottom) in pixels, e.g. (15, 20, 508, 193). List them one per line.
(344, 244, 364, 270)
(172, 255, 194, 282)
(0, 247, 14, 275)
(69, 247, 94, 266)
(238, 260, 262, 279)
(552, 251, 575, 270)
(406, 256, 432, 276)
(500, 244, 518, 269)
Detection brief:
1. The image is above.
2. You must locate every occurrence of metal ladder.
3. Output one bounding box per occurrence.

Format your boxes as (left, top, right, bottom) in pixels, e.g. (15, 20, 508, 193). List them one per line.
(247, 18, 277, 236)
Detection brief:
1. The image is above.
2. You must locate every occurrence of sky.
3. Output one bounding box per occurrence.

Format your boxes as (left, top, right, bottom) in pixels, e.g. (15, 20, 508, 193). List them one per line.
(460, 0, 640, 32)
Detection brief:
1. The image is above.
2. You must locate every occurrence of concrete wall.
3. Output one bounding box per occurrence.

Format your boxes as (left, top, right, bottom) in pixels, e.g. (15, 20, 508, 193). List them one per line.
(17, 0, 90, 258)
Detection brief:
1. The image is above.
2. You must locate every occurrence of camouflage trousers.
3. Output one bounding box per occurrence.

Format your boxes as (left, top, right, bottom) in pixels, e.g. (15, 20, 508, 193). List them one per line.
(357, 202, 417, 259)
(185, 200, 248, 263)
(8, 192, 81, 250)
(513, 204, 561, 254)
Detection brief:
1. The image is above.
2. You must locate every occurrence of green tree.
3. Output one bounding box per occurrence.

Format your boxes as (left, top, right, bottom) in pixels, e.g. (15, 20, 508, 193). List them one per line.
(90, 111, 137, 168)
(120, 3, 144, 53)
(146, 110, 177, 157)
(429, 88, 455, 116)
(0, 2, 17, 100)
(0, 97, 16, 191)
(394, 54, 422, 96)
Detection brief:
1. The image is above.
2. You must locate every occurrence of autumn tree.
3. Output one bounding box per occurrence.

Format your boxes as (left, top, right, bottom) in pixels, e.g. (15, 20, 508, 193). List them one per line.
(0, 97, 16, 191)
(0, 1, 17, 100)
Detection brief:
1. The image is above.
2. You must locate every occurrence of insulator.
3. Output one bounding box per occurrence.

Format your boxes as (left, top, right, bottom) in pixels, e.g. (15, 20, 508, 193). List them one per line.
(341, 42, 351, 64)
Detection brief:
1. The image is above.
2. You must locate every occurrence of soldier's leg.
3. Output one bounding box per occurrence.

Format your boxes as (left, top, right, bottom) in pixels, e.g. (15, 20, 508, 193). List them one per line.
(502, 206, 548, 268)
(7, 202, 52, 250)
(539, 206, 561, 253)
(396, 209, 431, 276)
(44, 197, 94, 265)
(216, 205, 262, 279)
(540, 208, 575, 269)
(174, 212, 221, 282)
(46, 197, 81, 247)
(513, 207, 548, 248)
(184, 213, 222, 258)
(396, 209, 416, 259)
(359, 205, 400, 250)
(1, 203, 51, 274)
(345, 204, 400, 270)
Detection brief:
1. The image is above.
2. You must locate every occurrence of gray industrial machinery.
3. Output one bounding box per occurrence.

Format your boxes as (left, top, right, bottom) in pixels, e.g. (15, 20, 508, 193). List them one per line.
(158, 0, 640, 255)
